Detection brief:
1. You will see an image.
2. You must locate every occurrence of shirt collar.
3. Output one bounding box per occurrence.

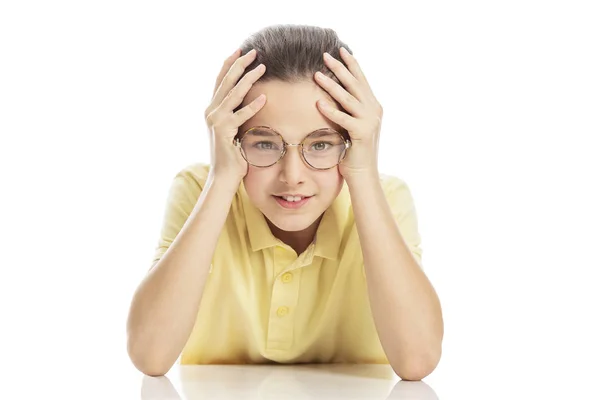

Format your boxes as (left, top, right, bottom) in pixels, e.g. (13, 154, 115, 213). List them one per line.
(240, 180, 349, 260)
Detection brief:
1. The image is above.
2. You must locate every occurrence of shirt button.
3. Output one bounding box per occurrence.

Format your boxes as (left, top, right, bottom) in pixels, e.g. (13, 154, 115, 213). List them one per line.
(281, 272, 293, 283)
(276, 306, 289, 317)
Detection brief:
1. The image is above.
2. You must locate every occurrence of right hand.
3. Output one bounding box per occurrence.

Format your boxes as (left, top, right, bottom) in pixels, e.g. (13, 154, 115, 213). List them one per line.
(204, 48, 267, 182)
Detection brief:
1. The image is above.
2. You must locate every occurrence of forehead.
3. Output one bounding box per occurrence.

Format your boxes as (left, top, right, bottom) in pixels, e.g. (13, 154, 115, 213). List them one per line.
(240, 80, 343, 141)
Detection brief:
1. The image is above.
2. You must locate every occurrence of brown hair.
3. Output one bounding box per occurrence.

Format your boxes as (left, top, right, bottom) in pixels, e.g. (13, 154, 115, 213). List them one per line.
(233, 24, 353, 117)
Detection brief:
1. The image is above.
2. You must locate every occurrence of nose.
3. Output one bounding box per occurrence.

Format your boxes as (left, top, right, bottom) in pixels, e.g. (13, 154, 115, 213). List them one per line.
(279, 144, 308, 185)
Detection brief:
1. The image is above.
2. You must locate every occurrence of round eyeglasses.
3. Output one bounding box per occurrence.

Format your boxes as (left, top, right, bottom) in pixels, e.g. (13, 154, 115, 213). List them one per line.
(233, 126, 352, 170)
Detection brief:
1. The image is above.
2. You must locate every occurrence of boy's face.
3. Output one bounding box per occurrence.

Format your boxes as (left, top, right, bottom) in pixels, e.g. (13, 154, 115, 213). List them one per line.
(238, 79, 345, 234)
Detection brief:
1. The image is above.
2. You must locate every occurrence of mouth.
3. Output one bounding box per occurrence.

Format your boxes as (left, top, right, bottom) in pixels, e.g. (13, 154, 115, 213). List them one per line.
(272, 195, 314, 209)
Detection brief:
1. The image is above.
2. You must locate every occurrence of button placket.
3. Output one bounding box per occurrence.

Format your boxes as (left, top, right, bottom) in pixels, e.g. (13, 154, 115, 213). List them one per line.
(266, 246, 301, 349)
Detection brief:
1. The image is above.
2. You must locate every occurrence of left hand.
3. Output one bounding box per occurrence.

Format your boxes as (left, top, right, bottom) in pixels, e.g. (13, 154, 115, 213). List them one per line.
(314, 47, 383, 179)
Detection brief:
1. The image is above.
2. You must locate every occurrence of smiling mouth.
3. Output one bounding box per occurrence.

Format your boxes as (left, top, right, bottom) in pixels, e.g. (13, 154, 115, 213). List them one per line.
(274, 195, 313, 201)
(272, 195, 314, 209)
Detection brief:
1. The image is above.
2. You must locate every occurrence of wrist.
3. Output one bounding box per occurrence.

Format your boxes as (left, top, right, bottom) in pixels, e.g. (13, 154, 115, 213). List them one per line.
(342, 168, 380, 187)
(207, 171, 243, 194)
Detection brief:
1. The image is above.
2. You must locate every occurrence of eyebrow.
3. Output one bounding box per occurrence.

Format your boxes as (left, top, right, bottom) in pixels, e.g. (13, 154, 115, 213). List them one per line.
(249, 129, 279, 136)
(250, 127, 341, 137)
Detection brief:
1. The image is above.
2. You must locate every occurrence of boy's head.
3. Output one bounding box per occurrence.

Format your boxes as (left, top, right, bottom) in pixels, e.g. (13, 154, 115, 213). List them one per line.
(234, 24, 352, 235)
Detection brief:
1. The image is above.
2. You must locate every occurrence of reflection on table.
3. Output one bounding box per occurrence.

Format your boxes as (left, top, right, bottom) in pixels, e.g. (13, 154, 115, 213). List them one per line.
(141, 364, 438, 399)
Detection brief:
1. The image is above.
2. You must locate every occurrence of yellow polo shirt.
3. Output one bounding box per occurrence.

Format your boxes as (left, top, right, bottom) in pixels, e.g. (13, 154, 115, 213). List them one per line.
(151, 162, 423, 365)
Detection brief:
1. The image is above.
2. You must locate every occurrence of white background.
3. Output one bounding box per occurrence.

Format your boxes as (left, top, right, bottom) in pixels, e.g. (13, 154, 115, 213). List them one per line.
(1, 0, 599, 398)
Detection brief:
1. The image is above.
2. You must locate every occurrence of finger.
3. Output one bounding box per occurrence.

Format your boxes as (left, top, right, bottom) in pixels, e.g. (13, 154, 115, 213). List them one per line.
(220, 62, 266, 113)
(212, 49, 257, 110)
(232, 94, 267, 128)
(213, 48, 241, 95)
(317, 100, 358, 132)
(314, 71, 363, 117)
(338, 47, 372, 93)
(322, 51, 364, 101)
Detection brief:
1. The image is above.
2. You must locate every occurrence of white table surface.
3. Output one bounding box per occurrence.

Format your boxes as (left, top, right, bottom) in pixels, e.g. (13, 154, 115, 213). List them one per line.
(7, 355, 600, 398)
(140, 364, 438, 400)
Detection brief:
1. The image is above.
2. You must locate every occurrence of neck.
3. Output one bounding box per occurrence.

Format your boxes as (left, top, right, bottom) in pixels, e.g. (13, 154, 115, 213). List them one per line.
(266, 215, 323, 255)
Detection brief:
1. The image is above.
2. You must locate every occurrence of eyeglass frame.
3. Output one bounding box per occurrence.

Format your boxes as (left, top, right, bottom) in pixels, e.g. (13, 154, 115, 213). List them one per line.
(233, 125, 352, 170)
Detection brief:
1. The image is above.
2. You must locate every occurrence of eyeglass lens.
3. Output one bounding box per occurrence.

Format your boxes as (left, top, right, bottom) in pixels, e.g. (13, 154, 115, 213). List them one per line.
(240, 128, 347, 169)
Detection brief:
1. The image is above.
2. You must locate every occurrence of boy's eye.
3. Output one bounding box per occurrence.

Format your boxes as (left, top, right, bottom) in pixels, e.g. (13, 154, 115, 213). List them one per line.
(256, 141, 279, 150)
(311, 142, 332, 151)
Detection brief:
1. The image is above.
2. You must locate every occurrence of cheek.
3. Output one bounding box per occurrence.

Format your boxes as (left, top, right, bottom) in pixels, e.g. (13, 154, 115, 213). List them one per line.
(317, 172, 344, 197)
(243, 167, 274, 199)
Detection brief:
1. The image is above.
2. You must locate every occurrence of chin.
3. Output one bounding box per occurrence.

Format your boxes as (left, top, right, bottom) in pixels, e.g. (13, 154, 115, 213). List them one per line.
(264, 212, 315, 232)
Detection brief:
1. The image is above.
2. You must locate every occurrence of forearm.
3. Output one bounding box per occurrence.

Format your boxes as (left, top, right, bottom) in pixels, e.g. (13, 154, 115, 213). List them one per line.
(126, 172, 240, 376)
(346, 172, 443, 380)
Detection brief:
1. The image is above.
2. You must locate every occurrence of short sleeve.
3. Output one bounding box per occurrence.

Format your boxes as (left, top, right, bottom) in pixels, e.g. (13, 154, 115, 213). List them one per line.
(150, 167, 206, 268)
(384, 176, 424, 269)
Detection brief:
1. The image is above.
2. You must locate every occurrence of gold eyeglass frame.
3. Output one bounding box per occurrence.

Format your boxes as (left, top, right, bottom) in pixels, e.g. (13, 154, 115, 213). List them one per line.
(233, 126, 352, 170)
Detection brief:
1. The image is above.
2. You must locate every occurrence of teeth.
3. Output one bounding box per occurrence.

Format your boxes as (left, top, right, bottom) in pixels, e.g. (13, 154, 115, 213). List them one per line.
(282, 196, 303, 202)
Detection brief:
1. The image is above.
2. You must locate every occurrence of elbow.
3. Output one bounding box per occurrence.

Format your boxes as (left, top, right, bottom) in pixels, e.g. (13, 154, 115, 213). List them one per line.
(126, 312, 178, 377)
(393, 365, 432, 381)
(127, 336, 175, 377)
(137, 364, 170, 377)
(392, 359, 437, 381)
(137, 360, 171, 377)
(144, 368, 170, 378)
(392, 347, 442, 381)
